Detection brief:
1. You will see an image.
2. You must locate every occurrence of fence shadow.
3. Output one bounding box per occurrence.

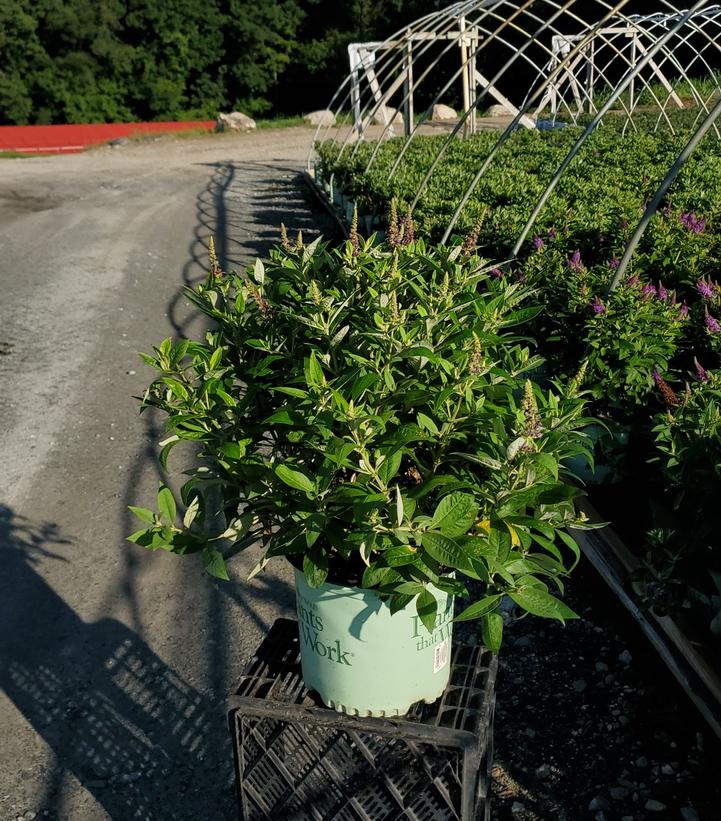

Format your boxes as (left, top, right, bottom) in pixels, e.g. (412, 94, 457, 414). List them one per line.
(0, 504, 238, 819)
(166, 159, 340, 341)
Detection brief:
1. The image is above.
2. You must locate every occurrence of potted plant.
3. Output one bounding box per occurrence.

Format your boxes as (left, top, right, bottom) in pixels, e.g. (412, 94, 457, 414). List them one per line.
(128, 225, 595, 716)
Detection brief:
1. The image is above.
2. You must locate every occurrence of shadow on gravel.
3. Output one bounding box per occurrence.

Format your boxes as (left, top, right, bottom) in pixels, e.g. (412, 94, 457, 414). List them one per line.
(0, 505, 240, 819)
(166, 159, 339, 341)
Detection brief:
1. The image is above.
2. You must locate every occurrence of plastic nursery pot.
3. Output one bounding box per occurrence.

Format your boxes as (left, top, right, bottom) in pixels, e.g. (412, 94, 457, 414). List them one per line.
(294, 568, 453, 717)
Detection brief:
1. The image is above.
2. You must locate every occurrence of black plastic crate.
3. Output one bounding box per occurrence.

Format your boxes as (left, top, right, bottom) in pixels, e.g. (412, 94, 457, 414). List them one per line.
(228, 618, 497, 820)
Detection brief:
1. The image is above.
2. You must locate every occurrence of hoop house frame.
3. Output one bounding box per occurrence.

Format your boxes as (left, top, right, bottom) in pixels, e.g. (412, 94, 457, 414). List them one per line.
(308, 0, 721, 288)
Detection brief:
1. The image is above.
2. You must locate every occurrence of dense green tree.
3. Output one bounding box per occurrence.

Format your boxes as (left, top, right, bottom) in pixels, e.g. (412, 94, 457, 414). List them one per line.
(223, 1, 305, 116)
(0, 0, 667, 125)
(0, 1, 52, 124)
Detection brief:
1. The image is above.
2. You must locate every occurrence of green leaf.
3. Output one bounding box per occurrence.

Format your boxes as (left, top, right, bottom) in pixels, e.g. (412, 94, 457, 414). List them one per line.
(157, 485, 176, 524)
(271, 386, 308, 398)
(416, 589, 438, 634)
(378, 449, 403, 485)
(389, 593, 414, 614)
(537, 484, 584, 504)
(202, 547, 230, 581)
(454, 595, 501, 622)
(304, 352, 325, 388)
(431, 492, 478, 537)
(383, 546, 420, 567)
(303, 550, 329, 588)
(481, 611, 504, 653)
(275, 463, 316, 494)
(509, 587, 578, 622)
(127, 527, 151, 545)
(362, 565, 400, 588)
(417, 412, 439, 434)
(129, 506, 155, 525)
(208, 347, 223, 370)
(421, 531, 471, 572)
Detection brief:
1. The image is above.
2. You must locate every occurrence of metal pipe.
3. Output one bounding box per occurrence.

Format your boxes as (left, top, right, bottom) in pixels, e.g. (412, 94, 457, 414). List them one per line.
(607, 93, 721, 293)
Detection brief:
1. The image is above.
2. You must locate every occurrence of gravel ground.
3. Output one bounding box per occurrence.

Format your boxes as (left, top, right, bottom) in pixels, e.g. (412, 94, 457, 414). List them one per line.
(1, 129, 719, 821)
(491, 558, 721, 821)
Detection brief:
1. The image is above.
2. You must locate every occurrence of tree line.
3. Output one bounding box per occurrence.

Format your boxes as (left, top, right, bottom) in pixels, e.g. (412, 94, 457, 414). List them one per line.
(0, 1, 666, 126)
(0, 0, 443, 125)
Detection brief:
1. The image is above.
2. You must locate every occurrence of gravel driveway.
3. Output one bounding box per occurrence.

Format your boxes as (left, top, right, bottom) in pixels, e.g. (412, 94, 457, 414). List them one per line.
(1, 129, 719, 821)
(0, 128, 336, 820)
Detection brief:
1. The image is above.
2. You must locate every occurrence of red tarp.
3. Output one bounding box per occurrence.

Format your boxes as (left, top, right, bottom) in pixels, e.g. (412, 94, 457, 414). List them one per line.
(0, 121, 216, 154)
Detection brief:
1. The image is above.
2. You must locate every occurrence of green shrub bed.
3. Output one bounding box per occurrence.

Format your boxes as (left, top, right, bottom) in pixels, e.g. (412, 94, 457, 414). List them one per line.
(316, 125, 721, 646)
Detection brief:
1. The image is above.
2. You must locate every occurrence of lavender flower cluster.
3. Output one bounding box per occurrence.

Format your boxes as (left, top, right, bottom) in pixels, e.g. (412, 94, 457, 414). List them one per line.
(679, 211, 706, 234)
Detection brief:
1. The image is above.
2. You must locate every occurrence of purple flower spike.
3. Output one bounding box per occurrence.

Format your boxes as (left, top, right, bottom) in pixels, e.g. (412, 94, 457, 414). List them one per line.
(680, 211, 706, 234)
(547, 226, 557, 240)
(609, 257, 620, 270)
(695, 358, 709, 382)
(679, 302, 689, 319)
(652, 366, 662, 383)
(626, 275, 640, 287)
(567, 250, 584, 272)
(705, 307, 721, 333)
(490, 267, 503, 278)
(532, 235, 544, 251)
(697, 278, 715, 299)
(591, 295, 605, 314)
(658, 281, 668, 301)
(641, 283, 657, 300)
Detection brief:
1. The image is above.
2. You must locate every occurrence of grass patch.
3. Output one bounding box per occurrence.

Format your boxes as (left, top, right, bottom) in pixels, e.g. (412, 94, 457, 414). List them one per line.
(256, 116, 308, 129)
(0, 150, 41, 159)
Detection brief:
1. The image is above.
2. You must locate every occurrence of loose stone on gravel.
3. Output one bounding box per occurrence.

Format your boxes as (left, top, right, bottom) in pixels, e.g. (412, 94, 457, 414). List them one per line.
(534, 763, 551, 780)
(645, 798, 667, 811)
(618, 649, 633, 665)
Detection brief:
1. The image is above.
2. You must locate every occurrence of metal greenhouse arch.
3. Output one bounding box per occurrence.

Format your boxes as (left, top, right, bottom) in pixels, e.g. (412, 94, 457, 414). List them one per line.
(307, 0, 721, 286)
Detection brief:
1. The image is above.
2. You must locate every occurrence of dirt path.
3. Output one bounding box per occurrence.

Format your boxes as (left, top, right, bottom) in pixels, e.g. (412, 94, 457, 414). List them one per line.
(0, 128, 336, 820)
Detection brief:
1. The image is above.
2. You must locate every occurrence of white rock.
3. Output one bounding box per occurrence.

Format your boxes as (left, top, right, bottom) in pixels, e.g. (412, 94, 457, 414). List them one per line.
(215, 111, 256, 132)
(486, 103, 513, 117)
(304, 109, 335, 127)
(431, 103, 457, 121)
(371, 105, 403, 127)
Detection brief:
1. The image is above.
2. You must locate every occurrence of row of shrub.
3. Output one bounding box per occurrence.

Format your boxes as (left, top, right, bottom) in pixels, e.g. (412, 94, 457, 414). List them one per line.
(316, 124, 721, 641)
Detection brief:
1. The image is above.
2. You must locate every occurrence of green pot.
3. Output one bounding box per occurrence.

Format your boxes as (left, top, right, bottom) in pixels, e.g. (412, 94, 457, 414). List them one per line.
(294, 568, 453, 716)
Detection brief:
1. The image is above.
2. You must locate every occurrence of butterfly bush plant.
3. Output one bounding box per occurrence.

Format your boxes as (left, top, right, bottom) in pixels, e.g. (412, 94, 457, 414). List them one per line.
(129, 224, 595, 650)
(634, 368, 721, 630)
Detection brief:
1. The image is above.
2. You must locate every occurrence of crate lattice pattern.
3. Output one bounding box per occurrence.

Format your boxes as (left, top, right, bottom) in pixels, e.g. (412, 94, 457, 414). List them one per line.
(228, 619, 497, 820)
